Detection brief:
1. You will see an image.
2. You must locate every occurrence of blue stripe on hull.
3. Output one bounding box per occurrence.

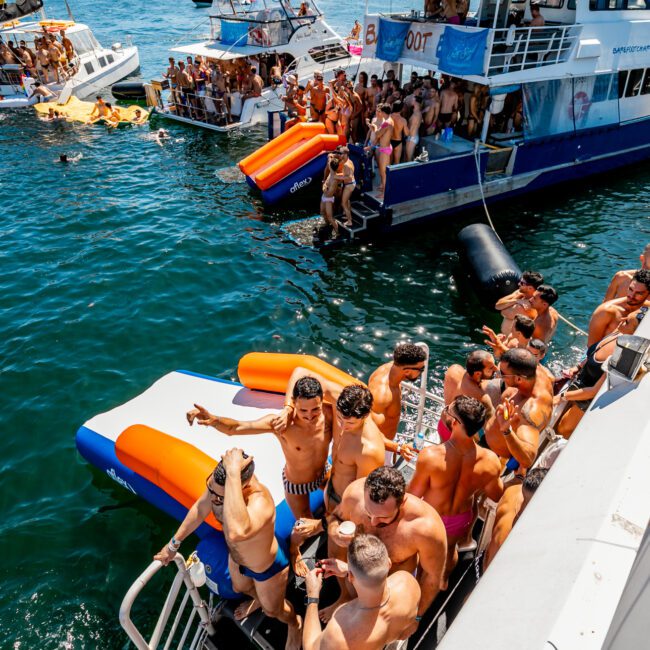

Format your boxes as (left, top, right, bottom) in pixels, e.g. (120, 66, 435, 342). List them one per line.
(381, 119, 650, 232)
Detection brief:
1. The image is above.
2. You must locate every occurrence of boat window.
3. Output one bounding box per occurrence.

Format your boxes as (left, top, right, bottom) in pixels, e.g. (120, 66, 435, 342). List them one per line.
(642, 70, 650, 96)
(68, 29, 101, 55)
(107, 53, 114, 64)
(308, 44, 351, 64)
(84, 61, 94, 74)
(617, 70, 628, 98)
(567, 0, 576, 8)
(590, 0, 648, 8)
(624, 69, 644, 97)
(98, 56, 106, 67)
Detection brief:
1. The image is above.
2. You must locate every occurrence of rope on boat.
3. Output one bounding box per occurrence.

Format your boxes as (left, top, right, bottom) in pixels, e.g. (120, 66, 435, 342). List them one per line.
(473, 144, 587, 337)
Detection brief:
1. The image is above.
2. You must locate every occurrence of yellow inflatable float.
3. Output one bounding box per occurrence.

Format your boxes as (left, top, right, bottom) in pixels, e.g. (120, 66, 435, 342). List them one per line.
(34, 96, 148, 126)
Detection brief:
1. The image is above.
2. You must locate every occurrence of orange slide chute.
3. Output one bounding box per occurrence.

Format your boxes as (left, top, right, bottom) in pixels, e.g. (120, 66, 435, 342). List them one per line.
(238, 352, 365, 395)
(116, 424, 221, 530)
(239, 122, 327, 176)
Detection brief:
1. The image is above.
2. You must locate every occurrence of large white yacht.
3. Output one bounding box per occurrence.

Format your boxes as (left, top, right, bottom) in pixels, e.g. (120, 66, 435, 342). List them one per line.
(0, 2, 139, 108)
(145, 0, 377, 132)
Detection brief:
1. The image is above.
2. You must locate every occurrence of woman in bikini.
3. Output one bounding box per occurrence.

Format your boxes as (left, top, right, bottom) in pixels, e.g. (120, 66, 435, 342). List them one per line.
(325, 88, 341, 135)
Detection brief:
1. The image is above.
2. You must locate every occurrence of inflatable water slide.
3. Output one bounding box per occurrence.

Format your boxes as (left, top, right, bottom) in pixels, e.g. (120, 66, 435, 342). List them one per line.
(75, 353, 358, 598)
(239, 122, 344, 205)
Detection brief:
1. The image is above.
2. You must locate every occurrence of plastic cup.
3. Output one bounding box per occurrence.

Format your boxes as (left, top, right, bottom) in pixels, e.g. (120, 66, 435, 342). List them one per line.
(339, 521, 356, 536)
(189, 560, 207, 587)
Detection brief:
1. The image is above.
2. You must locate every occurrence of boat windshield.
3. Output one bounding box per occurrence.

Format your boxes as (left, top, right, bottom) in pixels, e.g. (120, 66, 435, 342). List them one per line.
(212, 0, 321, 20)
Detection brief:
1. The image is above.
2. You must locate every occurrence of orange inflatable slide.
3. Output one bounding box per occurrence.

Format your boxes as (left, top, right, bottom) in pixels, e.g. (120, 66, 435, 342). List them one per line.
(239, 122, 344, 204)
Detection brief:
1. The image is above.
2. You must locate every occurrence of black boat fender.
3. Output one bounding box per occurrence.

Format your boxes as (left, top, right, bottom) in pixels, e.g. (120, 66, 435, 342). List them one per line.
(111, 81, 146, 101)
(458, 223, 522, 308)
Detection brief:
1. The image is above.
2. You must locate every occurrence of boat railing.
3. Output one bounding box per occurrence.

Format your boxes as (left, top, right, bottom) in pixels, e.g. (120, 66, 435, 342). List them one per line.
(487, 24, 581, 75)
(119, 553, 218, 650)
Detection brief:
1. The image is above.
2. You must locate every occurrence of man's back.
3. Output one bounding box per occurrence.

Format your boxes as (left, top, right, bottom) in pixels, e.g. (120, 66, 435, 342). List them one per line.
(368, 361, 401, 438)
(321, 571, 419, 649)
(412, 442, 501, 516)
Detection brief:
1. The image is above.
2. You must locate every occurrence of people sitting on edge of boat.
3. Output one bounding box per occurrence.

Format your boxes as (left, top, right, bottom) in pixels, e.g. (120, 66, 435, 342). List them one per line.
(483, 314, 536, 359)
(368, 342, 427, 462)
(408, 396, 504, 588)
(483, 347, 553, 475)
(303, 535, 420, 650)
(297, 1, 311, 16)
(154, 449, 303, 649)
(186, 376, 333, 577)
(528, 2, 545, 26)
(443, 349, 498, 414)
(28, 81, 56, 103)
(483, 467, 548, 570)
(241, 66, 263, 102)
(603, 243, 650, 302)
(495, 270, 544, 335)
(555, 306, 648, 438)
(327, 467, 446, 622)
(588, 269, 650, 346)
(531, 285, 559, 344)
(344, 19, 362, 42)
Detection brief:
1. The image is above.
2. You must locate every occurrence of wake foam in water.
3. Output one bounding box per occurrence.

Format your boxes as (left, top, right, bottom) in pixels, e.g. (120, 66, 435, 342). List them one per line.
(215, 166, 245, 183)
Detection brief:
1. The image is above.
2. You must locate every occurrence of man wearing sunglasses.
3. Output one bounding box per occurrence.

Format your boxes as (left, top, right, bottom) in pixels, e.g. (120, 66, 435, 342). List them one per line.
(154, 449, 302, 647)
(187, 376, 332, 577)
(494, 270, 544, 335)
(327, 466, 447, 625)
(483, 348, 553, 473)
(408, 396, 504, 587)
(368, 343, 428, 462)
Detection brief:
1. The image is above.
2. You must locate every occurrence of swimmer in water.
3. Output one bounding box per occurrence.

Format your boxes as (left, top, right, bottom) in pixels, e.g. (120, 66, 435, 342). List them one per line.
(155, 128, 170, 146)
(130, 108, 148, 125)
(58, 152, 82, 163)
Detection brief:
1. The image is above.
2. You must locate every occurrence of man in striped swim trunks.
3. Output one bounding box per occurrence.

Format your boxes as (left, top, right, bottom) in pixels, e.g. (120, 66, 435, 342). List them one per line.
(187, 376, 333, 576)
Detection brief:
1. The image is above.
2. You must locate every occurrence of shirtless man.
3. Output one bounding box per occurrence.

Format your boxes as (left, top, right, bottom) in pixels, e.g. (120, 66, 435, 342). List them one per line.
(467, 85, 483, 138)
(438, 81, 458, 132)
(36, 41, 52, 82)
(483, 467, 547, 570)
(47, 37, 63, 83)
(303, 534, 420, 650)
(366, 103, 393, 197)
(368, 343, 427, 462)
(243, 66, 263, 101)
(529, 3, 545, 26)
(408, 396, 504, 585)
(307, 74, 329, 123)
(495, 270, 544, 335)
(327, 467, 446, 622)
(277, 373, 384, 512)
(603, 244, 650, 302)
(28, 81, 55, 103)
(405, 96, 423, 162)
(588, 269, 650, 346)
(87, 96, 109, 123)
(337, 147, 356, 227)
(423, 86, 440, 135)
(530, 284, 559, 344)
(482, 314, 535, 359)
(59, 30, 74, 65)
(443, 350, 497, 408)
(321, 157, 342, 238)
(186, 376, 332, 571)
(389, 101, 408, 164)
(483, 348, 553, 472)
(154, 450, 302, 649)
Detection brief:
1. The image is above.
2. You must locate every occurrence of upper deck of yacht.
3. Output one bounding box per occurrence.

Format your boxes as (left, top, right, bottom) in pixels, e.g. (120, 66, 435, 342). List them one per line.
(363, 0, 650, 86)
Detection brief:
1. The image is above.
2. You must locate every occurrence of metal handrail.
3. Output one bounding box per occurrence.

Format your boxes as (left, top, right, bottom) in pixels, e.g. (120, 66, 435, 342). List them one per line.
(487, 24, 580, 75)
(119, 554, 216, 650)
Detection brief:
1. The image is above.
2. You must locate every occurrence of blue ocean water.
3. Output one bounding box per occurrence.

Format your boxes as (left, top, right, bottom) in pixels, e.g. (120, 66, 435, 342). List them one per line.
(1, 0, 650, 646)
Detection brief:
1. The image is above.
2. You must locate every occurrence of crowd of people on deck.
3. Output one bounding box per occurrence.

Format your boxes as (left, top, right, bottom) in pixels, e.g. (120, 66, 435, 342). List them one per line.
(150, 244, 650, 649)
(0, 28, 76, 84)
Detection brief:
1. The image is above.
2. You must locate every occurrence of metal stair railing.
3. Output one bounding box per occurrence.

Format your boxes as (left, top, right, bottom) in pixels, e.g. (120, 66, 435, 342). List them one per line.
(119, 553, 217, 650)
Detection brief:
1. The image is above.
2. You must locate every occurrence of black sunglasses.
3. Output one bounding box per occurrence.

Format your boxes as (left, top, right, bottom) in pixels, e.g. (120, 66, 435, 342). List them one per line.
(205, 474, 224, 504)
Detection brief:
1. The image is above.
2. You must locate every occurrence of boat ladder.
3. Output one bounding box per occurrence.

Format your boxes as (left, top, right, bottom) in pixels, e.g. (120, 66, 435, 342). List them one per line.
(119, 553, 218, 650)
(335, 198, 383, 241)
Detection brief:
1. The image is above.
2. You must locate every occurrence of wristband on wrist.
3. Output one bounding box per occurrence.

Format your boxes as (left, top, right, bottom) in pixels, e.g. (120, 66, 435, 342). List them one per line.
(396, 443, 402, 455)
(169, 536, 181, 551)
(283, 403, 294, 411)
(415, 615, 422, 622)
(305, 596, 320, 606)
(503, 426, 513, 437)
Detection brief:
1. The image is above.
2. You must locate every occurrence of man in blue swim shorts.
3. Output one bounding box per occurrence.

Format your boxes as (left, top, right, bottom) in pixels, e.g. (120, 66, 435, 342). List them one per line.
(155, 448, 302, 649)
